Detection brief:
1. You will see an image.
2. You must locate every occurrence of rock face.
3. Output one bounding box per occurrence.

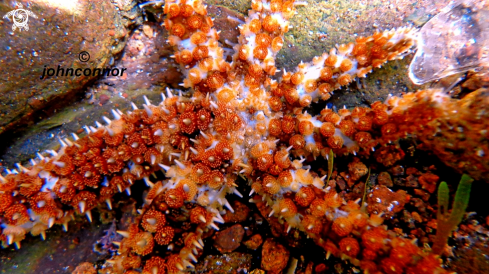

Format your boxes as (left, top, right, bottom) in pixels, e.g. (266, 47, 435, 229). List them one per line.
(0, 0, 139, 137)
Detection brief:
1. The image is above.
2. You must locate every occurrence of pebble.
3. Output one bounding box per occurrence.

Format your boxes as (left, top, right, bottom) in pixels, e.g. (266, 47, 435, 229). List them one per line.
(213, 224, 245, 253)
(261, 238, 290, 273)
(99, 94, 110, 105)
(243, 234, 263, 250)
(223, 201, 250, 223)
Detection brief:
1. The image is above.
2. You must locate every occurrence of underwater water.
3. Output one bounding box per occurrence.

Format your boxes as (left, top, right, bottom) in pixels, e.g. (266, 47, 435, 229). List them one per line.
(0, 0, 488, 273)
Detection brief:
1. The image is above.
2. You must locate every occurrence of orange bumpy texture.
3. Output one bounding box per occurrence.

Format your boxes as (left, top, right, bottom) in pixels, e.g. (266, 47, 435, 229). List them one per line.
(1, 1, 488, 274)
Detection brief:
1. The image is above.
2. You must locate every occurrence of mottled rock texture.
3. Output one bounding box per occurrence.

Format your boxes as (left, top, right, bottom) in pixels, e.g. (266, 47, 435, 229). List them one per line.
(0, 0, 140, 137)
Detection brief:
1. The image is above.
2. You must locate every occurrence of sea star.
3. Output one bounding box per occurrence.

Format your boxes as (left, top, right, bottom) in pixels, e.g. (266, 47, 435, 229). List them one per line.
(1, 0, 488, 273)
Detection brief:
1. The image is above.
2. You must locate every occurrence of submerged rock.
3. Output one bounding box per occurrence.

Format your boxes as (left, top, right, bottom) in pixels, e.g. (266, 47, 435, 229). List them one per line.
(213, 224, 245, 253)
(195, 252, 252, 274)
(261, 238, 290, 273)
(0, 0, 139, 137)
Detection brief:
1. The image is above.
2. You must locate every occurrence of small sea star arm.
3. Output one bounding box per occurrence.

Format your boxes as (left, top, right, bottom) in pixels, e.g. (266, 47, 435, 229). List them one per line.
(213, 0, 299, 119)
(277, 26, 419, 108)
(163, 0, 231, 90)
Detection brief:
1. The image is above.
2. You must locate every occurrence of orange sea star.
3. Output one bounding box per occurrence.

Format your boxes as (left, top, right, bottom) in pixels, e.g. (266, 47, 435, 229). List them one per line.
(1, 0, 489, 273)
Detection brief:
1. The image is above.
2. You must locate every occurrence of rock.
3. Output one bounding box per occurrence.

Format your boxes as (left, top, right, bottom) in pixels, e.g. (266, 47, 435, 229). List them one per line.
(213, 224, 245, 253)
(0, 0, 138, 137)
(206, 5, 243, 49)
(418, 173, 439, 193)
(98, 94, 110, 105)
(377, 172, 393, 187)
(414, 189, 431, 202)
(348, 158, 368, 181)
(105, 22, 182, 91)
(142, 24, 153, 38)
(374, 146, 406, 167)
(0, 14, 185, 168)
(367, 185, 409, 218)
(261, 238, 290, 273)
(223, 201, 250, 223)
(0, 218, 113, 273)
(195, 253, 252, 274)
(72, 262, 96, 274)
(243, 234, 263, 250)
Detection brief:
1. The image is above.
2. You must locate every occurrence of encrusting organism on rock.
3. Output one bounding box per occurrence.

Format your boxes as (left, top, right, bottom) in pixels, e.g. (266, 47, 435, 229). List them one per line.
(1, 0, 489, 273)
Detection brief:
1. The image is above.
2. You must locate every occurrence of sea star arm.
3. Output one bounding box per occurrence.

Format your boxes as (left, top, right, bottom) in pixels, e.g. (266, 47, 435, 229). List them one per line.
(164, 0, 231, 90)
(229, 0, 296, 76)
(276, 27, 418, 107)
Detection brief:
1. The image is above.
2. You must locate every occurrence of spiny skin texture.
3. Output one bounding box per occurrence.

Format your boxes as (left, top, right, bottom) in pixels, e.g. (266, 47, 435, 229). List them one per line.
(1, 0, 488, 273)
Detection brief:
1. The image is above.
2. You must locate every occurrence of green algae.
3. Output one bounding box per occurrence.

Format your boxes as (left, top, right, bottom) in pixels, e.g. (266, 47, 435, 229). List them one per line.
(433, 174, 473, 255)
(36, 105, 95, 131)
(0, 238, 55, 274)
(326, 149, 334, 185)
(360, 167, 371, 213)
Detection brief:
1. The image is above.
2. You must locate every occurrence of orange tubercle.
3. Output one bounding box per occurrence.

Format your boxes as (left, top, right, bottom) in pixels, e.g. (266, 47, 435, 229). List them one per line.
(278, 198, 298, 218)
(295, 186, 315, 207)
(302, 215, 322, 234)
(339, 237, 360, 257)
(332, 216, 353, 237)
